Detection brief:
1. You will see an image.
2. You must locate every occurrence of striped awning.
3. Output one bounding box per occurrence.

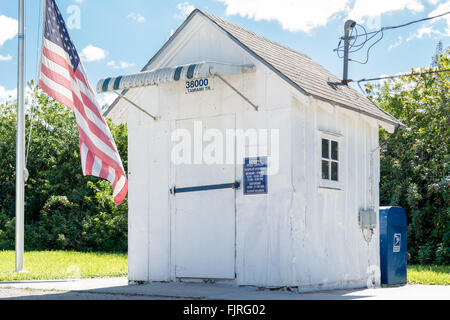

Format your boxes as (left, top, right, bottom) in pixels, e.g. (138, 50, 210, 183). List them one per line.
(96, 62, 256, 93)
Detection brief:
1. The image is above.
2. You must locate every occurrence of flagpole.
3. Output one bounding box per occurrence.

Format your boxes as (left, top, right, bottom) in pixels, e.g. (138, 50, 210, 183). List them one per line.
(15, 0, 25, 273)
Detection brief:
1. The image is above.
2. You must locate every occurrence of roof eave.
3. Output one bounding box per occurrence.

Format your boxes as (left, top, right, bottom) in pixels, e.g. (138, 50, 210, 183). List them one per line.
(104, 9, 203, 118)
(105, 8, 404, 129)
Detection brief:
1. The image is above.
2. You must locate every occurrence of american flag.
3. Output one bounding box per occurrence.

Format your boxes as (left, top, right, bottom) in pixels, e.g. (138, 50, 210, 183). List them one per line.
(38, 0, 128, 205)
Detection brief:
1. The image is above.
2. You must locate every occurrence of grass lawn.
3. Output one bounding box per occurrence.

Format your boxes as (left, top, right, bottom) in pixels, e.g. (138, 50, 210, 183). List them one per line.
(0, 251, 127, 282)
(407, 265, 450, 285)
(0, 251, 448, 285)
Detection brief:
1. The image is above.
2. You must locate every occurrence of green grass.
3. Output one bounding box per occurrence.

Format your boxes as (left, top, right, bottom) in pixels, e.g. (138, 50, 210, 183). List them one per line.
(0, 251, 448, 285)
(408, 265, 450, 285)
(0, 251, 128, 282)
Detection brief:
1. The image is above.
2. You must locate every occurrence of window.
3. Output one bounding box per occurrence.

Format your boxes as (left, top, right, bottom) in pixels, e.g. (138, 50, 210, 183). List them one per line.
(321, 138, 339, 182)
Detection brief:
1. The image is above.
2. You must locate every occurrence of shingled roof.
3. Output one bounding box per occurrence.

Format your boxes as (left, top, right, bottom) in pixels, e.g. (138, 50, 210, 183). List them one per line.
(197, 10, 402, 127)
(107, 9, 402, 128)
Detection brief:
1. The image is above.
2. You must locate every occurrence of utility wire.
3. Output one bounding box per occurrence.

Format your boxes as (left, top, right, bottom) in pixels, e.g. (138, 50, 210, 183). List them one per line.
(352, 10, 450, 39)
(334, 11, 450, 64)
(353, 68, 450, 83)
(355, 68, 450, 101)
(350, 30, 384, 65)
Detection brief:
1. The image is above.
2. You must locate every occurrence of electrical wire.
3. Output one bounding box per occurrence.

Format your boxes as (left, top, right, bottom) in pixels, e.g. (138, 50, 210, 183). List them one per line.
(350, 29, 384, 65)
(355, 69, 450, 95)
(355, 10, 450, 39)
(354, 68, 450, 83)
(334, 11, 450, 65)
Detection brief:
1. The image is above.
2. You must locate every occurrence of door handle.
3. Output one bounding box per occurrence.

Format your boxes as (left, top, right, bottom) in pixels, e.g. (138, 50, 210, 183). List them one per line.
(170, 181, 240, 195)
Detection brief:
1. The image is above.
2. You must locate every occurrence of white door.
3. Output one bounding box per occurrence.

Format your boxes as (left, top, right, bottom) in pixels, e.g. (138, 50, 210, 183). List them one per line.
(174, 115, 236, 279)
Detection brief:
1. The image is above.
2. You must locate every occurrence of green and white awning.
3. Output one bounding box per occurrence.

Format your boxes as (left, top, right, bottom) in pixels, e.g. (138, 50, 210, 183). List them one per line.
(96, 62, 256, 93)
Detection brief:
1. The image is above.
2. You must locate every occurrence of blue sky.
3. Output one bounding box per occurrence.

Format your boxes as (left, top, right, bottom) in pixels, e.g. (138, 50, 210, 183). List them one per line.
(0, 0, 449, 104)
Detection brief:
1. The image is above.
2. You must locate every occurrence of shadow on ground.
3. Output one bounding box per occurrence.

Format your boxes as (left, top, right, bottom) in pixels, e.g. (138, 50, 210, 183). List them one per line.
(0, 281, 372, 300)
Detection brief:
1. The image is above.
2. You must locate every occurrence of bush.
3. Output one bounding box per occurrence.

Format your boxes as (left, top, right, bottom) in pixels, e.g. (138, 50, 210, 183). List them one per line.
(0, 83, 128, 253)
(367, 44, 449, 265)
(436, 231, 450, 265)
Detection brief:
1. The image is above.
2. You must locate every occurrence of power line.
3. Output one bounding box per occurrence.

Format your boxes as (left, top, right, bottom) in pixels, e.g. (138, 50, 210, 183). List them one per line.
(354, 10, 450, 39)
(354, 68, 450, 93)
(334, 11, 450, 64)
(353, 68, 450, 83)
(350, 30, 384, 65)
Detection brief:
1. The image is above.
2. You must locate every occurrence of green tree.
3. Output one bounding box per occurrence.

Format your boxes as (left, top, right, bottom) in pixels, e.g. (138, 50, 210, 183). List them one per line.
(366, 48, 449, 265)
(0, 83, 128, 252)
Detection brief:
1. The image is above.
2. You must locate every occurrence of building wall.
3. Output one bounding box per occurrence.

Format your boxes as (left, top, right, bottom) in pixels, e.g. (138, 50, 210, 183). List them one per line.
(287, 97, 381, 290)
(127, 13, 381, 289)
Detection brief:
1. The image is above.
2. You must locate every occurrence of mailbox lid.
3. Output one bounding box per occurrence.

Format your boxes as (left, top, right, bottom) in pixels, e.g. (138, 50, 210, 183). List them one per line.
(384, 206, 407, 227)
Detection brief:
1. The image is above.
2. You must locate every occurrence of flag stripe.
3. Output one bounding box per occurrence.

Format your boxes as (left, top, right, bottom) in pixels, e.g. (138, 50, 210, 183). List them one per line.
(92, 156, 102, 177)
(39, 72, 74, 104)
(85, 150, 95, 176)
(40, 63, 73, 93)
(41, 53, 72, 81)
(76, 124, 125, 178)
(80, 143, 88, 174)
(71, 90, 119, 154)
(42, 46, 74, 77)
(113, 175, 127, 198)
(114, 179, 128, 204)
(39, 0, 127, 205)
(38, 79, 74, 110)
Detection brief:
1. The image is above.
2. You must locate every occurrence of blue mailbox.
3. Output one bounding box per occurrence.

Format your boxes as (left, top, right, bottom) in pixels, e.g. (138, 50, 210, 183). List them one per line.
(379, 207, 408, 286)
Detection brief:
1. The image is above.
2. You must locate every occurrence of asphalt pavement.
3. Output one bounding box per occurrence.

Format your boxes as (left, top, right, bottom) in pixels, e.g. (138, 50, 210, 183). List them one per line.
(0, 277, 448, 300)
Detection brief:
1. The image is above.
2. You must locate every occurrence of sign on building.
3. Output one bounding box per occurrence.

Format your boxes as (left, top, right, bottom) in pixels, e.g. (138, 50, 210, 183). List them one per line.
(243, 157, 268, 195)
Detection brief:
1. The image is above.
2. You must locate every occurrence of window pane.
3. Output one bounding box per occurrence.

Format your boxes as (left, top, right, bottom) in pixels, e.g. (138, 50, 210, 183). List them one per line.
(331, 141, 339, 161)
(322, 139, 329, 159)
(322, 161, 330, 180)
(331, 162, 338, 181)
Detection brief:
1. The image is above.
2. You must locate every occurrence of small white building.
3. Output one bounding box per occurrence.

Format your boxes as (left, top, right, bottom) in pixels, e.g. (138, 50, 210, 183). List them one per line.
(100, 9, 403, 291)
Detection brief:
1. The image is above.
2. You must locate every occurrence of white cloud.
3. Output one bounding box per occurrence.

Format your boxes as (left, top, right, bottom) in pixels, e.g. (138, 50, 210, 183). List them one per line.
(407, 26, 441, 40)
(347, 0, 424, 22)
(388, 36, 403, 50)
(0, 85, 16, 103)
(0, 15, 18, 46)
(170, 29, 175, 37)
(0, 54, 12, 61)
(219, 0, 428, 33)
(407, 2, 450, 41)
(107, 60, 135, 69)
(80, 45, 107, 62)
(127, 12, 146, 23)
(219, 0, 348, 32)
(428, 1, 450, 36)
(176, 2, 195, 20)
(97, 92, 117, 107)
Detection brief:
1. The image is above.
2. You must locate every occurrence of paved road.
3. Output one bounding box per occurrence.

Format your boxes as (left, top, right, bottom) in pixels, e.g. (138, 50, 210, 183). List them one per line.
(0, 278, 448, 300)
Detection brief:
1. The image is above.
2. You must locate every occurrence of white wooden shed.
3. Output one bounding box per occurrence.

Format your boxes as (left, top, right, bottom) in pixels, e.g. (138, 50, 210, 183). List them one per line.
(101, 9, 403, 291)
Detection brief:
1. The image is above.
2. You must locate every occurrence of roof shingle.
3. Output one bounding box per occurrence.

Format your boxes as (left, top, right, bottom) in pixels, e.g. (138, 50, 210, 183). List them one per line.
(198, 10, 402, 127)
(107, 9, 402, 127)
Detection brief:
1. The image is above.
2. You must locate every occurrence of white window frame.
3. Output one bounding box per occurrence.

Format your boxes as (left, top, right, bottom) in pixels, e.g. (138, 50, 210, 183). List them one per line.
(319, 131, 343, 190)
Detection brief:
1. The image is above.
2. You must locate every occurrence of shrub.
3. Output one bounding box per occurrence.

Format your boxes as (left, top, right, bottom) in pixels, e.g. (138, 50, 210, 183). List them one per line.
(0, 83, 128, 253)
(367, 45, 449, 265)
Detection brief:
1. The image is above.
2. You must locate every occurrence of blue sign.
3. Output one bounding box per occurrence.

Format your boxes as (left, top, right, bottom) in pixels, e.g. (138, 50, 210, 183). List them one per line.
(243, 157, 268, 195)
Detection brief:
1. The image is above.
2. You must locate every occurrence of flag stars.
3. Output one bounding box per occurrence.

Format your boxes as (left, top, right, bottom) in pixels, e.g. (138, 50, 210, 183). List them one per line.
(43, 0, 80, 71)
